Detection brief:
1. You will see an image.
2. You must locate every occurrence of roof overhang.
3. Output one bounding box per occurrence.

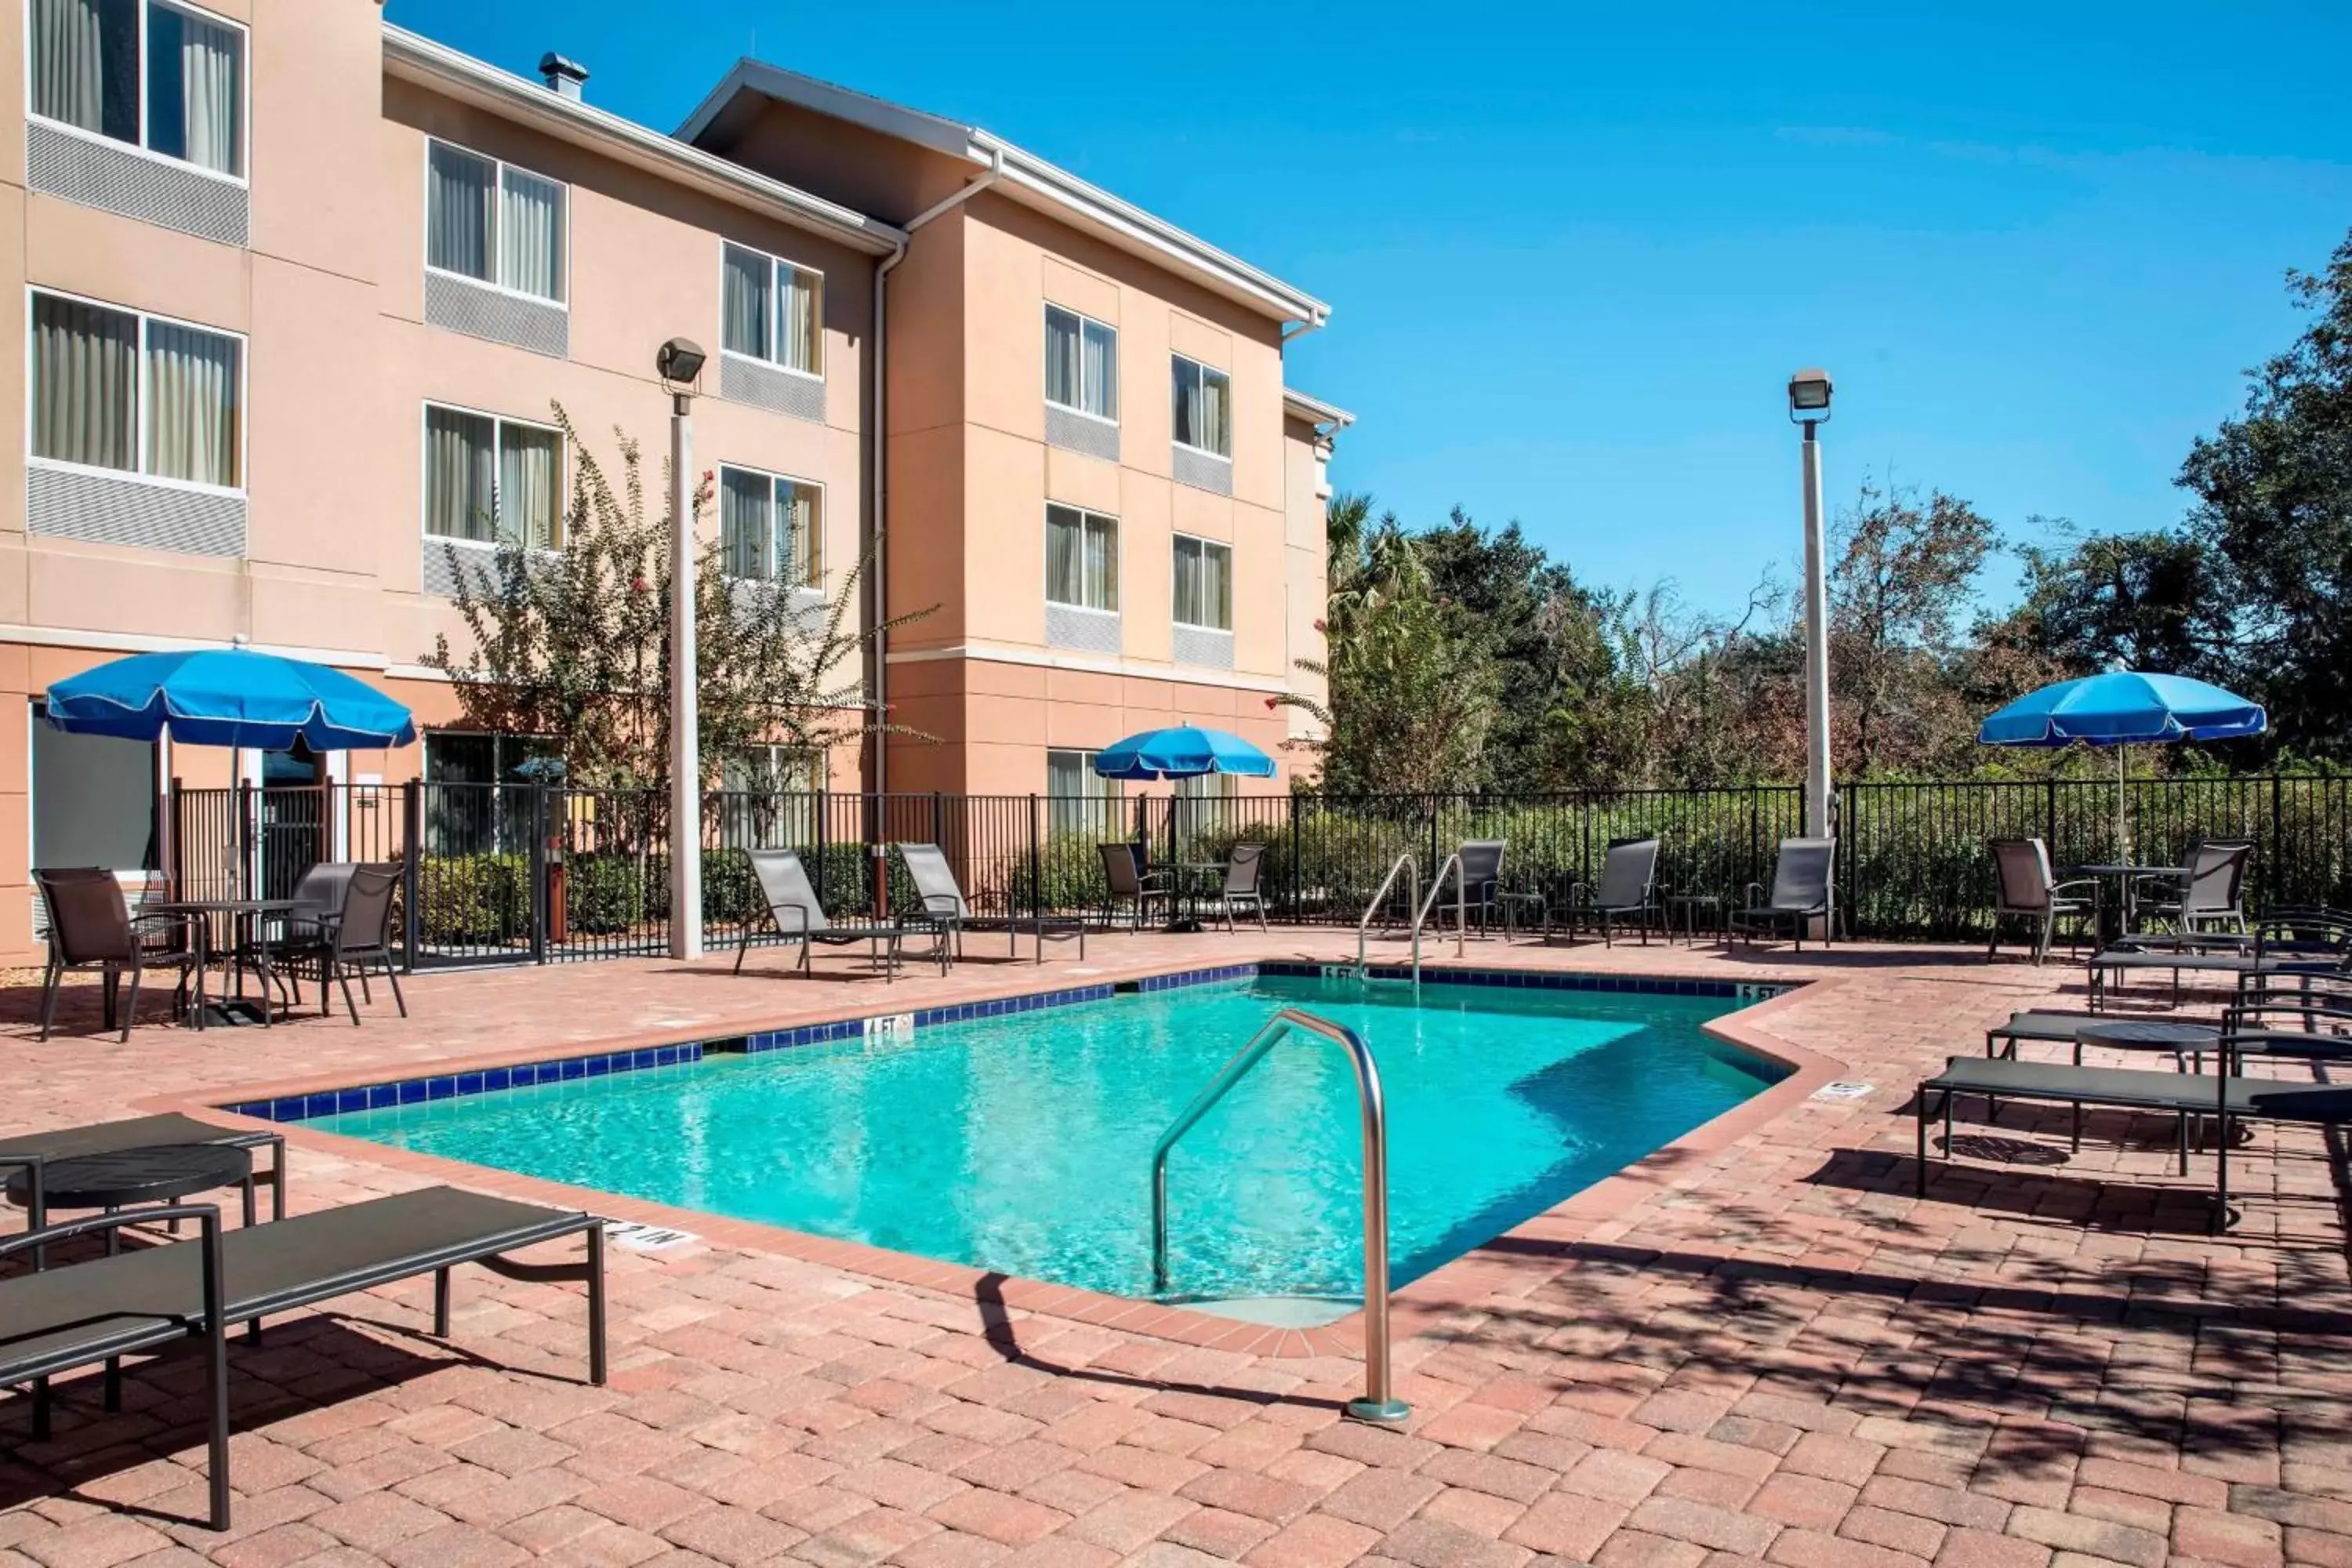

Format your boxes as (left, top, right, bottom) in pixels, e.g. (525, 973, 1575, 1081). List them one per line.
(1283, 388, 1356, 431)
(678, 60, 1330, 328)
(383, 27, 906, 258)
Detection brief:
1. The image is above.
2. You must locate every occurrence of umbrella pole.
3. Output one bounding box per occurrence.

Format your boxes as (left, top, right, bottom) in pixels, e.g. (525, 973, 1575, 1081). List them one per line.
(2115, 747, 2128, 864)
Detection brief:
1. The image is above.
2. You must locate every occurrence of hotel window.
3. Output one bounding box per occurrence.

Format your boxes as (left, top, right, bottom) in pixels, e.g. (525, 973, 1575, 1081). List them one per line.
(423, 404, 562, 549)
(1044, 305, 1117, 420)
(426, 140, 567, 303)
(1172, 535, 1232, 632)
(718, 465, 822, 586)
(30, 290, 241, 489)
(1045, 504, 1118, 612)
(28, 0, 245, 178)
(721, 243, 822, 376)
(1171, 354, 1231, 458)
(1046, 749, 1123, 837)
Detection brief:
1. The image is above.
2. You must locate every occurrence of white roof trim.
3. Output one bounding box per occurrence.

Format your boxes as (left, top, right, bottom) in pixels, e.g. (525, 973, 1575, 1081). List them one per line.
(383, 27, 907, 257)
(678, 60, 1328, 328)
(1283, 388, 1355, 430)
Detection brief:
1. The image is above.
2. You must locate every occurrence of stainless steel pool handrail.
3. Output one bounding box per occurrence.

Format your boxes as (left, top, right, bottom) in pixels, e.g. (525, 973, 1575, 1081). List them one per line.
(1410, 852, 1469, 985)
(1149, 1007, 1409, 1425)
(1356, 854, 1417, 975)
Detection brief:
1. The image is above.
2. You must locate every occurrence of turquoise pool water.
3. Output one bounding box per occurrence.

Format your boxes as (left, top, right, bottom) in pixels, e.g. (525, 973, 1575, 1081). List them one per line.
(311, 975, 1780, 1304)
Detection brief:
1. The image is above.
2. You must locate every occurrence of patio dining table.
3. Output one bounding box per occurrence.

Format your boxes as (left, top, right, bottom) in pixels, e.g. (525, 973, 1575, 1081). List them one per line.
(2065, 863, 2185, 943)
(147, 898, 301, 1029)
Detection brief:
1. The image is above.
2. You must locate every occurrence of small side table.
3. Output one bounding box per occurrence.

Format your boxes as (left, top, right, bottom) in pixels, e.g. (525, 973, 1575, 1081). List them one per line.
(1495, 890, 1549, 942)
(1668, 894, 1727, 947)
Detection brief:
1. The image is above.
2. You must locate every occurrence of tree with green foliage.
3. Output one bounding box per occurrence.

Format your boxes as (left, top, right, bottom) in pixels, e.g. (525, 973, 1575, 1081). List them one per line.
(422, 405, 931, 791)
(1828, 481, 1998, 775)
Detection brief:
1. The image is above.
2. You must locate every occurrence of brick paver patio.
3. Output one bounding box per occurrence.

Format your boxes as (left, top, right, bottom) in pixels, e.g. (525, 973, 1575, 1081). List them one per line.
(4, 929, 2347, 1568)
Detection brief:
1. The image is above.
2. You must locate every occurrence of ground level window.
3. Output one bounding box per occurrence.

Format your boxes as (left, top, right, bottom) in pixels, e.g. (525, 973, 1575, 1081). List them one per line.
(1046, 749, 1122, 837)
(422, 730, 556, 855)
(716, 747, 823, 849)
(31, 699, 158, 874)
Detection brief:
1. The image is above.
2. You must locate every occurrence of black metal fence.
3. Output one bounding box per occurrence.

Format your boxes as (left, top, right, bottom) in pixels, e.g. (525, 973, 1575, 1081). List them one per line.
(161, 775, 2352, 969)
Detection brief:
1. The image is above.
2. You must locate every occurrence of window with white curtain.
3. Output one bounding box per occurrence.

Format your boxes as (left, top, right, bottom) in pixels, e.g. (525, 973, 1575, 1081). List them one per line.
(721, 243, 822, 376)
(1044, 305, 1117, 421)
(1046, 749, 1123, 837)
(426, 140, 567, 304)
(1172, 535, 1233, 631)
(422, 403, 562, 549)
(1045, 504, 1118, 612)
(717, 463, 822, 587)
(1171, 354, 1232, 458)
(28, 0, 244, 179)
(29, 289, 241, 488)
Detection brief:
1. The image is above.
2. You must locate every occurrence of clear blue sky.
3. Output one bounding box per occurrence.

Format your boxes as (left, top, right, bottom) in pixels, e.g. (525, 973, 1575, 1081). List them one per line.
(386, 0, 2352, 617)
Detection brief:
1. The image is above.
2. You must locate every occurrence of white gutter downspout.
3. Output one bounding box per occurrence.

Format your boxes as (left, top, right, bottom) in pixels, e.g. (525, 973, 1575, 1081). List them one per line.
(868, 149, 1006, 809)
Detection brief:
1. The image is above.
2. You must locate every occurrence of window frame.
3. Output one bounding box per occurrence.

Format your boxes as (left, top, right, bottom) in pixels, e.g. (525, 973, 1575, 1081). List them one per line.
(714, 459, 825, 589)
(24, 0, 251, 187)
(1044, 746, 1123, 831)
(717, 241, 825, 381)
(1169, 353, 1233, 460)
(1043, 303, 1119, 426)
(422, 137, 572, 309)
(25, 285, 248, 497)
(418, 398, 568, 552)
(1171, 532, 1234, 633)
(1044, 503, 1120, 615)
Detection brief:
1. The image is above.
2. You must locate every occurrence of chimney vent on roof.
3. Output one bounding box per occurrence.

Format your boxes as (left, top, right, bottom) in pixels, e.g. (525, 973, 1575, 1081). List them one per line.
(539, 53, 589, 100)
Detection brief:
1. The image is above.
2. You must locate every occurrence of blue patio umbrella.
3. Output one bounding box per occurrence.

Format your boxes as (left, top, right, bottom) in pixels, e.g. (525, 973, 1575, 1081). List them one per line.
(45, 645, 418, 752)
(1978, 669, 2265, 857)
(1091, 724, 1276, 782)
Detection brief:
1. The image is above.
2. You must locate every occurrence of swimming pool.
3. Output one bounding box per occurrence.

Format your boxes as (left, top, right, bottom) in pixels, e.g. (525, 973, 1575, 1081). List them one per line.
(303, 971, 1784, 1310)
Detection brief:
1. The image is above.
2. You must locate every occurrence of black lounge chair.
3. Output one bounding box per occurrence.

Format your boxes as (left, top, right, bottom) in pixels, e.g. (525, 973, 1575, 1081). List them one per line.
(0, 1186, 604, 1529)
(1558, 836, 1661, 946)
(735, 848, 923, 978)
(1452, 840, 1507, 935)
(2089, 912, 2352, 1009)
(1098, 842, 1174, 930)
(34, 869, 201, 1042)
(896, 842, 1086, 964)
(1915, 1033, 2352, 1229)
(1732, 837, 1837, 951)
(1201, 843, 1270, 932)
(2, 1115, 287, 1234)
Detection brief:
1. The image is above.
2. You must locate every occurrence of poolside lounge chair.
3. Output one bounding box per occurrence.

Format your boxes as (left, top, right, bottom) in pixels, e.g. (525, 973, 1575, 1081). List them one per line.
(2130, 839, 2252, 936)
(1453, 840, 1507, 935)
(34, 869, 202, 1042)
(1732, 838, 1837, 952)
(1986, 838, 2096, 965)
(1557, 837, 1661, 947)
(0, 1186, 604, 1530)
(896, 842, 1087, 964)
(1098, 843, 1174, 931)
(1202, 843, 1270, 931)
(735, 848, 927, 979)
(2088, 911, 2352, 1010)
(1914, 1032, 2352, 1229)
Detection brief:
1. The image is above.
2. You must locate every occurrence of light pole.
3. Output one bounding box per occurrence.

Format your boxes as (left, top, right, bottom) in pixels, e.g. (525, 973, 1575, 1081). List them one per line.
(658, 336, 707, 960)
(1788, 368, 1834, 847)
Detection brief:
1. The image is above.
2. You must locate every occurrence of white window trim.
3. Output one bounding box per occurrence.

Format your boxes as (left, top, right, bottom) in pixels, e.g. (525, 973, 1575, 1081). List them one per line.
(422, 138, 572, 310)
(1169, 353, 1234, 461)
(715, 459, 825, 587)
(717, 241, 825, 382)
(1171, 532, 1235, 633)
(23, 0, 252, 189)
(24, 284, 249, 498)
(1043, 303, 1120, 426)
(418, 398, 567, 551)
(1044, 503, 1120, 615)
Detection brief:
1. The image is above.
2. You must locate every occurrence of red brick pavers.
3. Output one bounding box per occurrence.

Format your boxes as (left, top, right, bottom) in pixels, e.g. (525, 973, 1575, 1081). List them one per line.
(4, 932, 2349, 1567)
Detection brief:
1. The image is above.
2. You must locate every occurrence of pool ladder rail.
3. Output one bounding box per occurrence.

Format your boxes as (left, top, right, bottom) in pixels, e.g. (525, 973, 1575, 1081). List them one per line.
(1352, 852, 1468, 989)
(1149, 1007, 1410, 1425)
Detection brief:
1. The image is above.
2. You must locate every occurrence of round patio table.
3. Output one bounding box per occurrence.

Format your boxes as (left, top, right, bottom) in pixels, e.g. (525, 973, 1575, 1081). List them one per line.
(2066, 864, 2185, 943)
(2071, 1018, 2220, 1071)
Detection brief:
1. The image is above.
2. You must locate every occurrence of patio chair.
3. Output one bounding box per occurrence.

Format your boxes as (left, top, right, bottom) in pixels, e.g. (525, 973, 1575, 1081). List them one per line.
(2131, 840, 2252, 936)
(1202, 843, 1270, 931)
(1731, 838, 1838, 952)
(896, 842, 1086, 963)
(315, 865, 406, 1025)
(1098, 842, 1173, 931)
(735, 848, 925, 978)
(1558, 837, 1662, 947)
(34, 868, 201, 1043)
(0, 1186, 604, 1530)
(1449, 840, 1508, 935)
(1986, 837, 2096, 965)
(245, 862, 356, 1010)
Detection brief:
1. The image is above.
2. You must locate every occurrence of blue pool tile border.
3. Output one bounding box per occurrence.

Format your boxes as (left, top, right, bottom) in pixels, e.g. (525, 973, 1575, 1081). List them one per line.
(220, 965, 1785, 1124)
